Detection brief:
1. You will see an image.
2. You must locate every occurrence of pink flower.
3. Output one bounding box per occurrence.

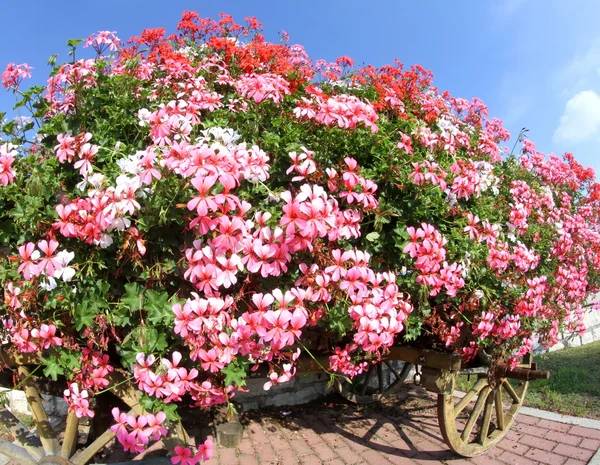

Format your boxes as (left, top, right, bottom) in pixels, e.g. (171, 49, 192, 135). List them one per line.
(31, 324, 62, 349)
(36, 240, 61, 277)
(196, 439, 214, 462)
(17, 242, 41, 280)
(0, 143, 17, 186)
(1, 63, 32, 89)
(172, 445, 198, 465)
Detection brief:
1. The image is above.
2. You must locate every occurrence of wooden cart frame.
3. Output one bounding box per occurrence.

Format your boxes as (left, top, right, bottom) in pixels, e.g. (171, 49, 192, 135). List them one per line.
(0, 346, 548, 463)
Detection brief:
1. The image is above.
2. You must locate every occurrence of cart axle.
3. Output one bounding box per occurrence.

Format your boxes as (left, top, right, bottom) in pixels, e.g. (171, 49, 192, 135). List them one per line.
(495, 362, 550, 381)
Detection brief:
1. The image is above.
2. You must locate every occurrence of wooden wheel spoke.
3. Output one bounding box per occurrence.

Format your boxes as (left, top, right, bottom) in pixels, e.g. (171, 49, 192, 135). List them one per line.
(461, 386, 491, 442)
(384, 360, 401, 380)
(60, 411, 79, 459)
(502, 380, 521, 404)
(455, 377, 487, 416)
(438, 355, 532, 457)
(495, 388, 506, 431)
(17, 365, 60, 456)
(359, 364, 374, 396)
(71, 424, 117, 465)
(479, 390, 495, 444)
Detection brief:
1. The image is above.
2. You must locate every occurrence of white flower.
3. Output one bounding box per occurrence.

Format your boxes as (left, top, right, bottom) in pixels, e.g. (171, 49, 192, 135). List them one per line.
(40, 277, 57, 291)
(30, 250, 41, 261)
(117, 152, 144, 175)
(137, 108, 152, 127)
(97, 234, 113, 249)
(55, 267, 75, 282)
(474, 290, 484, 300)
(14, 116, 32, 131)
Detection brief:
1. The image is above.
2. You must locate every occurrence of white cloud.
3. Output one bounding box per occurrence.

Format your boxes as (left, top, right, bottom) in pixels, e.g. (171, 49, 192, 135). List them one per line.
(554, 90, 600, 143)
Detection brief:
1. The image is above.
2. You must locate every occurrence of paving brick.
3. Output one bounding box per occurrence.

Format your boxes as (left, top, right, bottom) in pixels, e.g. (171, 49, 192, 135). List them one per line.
(277, 448, 300, 465)
(563, 459, 588, 465)
(524, 447, 567, 465)
(218, 447, 238, 465)
(497, 438, 531, 455)
(553, 443, 595, 461)
(299, 454, 323, 465)
(411, 455, 441, 465)
(545, 430, 582, 446)
(497, 450, 538, 465)
(313, 442, 337, 462)
(387, 438, 419, 458)
(470, 454, 504, 465)
(361, 449, 393, 464)
(328, 460, 345, 465)
(517, 415, 541, 425)
(568, 425, 600, 440)
(514, 422, 551, 438)
(256, 442, 279, 464)
(383, 453, 418, 465)
(580, 437, 600, 450)
(520, 434, 558, 451)
(236, 438, 256, 455)
(320, 431, 347, 449)
(237, 454, 259, 465)
(470, 459, 505, 465)
(538, 419, 571, 432)
(290, 436, 315, 457)
(505, 430, 524, 442)
(334, 446, 365, 464)
(270, 435, 292, 451)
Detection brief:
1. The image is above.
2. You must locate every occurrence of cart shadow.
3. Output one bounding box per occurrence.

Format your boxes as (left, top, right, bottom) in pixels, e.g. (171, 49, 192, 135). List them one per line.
(242, 387, 464, 462)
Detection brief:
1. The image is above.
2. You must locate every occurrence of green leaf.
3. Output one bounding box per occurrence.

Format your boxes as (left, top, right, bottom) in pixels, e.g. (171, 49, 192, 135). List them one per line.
(43, 355, 64, 381)
(145, 290, 173, 325)
(365, 231, 380, 242)
(221, 359, 250, 388)
(67, 38, 84, 48)
(121, 283, 144, 311)
(74, 300, 97, 331)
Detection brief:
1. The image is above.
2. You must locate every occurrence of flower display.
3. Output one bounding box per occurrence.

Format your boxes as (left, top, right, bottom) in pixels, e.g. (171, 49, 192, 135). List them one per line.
(1, 11, 599, 461)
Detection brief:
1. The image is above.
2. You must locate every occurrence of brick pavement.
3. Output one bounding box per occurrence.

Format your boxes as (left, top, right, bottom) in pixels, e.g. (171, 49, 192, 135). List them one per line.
(205, 387, 600, 465)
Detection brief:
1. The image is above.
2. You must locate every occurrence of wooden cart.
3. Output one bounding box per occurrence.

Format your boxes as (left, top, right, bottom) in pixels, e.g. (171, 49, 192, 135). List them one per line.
(0, 346, 548, 463)
(331, 346, 549, 457)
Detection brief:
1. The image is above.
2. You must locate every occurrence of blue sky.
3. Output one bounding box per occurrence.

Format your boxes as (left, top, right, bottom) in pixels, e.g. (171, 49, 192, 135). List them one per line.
(1, 0, 599, 178)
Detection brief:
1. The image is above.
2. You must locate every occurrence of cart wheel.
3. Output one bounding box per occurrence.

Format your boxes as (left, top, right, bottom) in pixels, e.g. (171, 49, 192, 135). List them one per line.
(0, 368, 189, 465)
(336, 360, 413, 405)
(438, 354, 531, 457)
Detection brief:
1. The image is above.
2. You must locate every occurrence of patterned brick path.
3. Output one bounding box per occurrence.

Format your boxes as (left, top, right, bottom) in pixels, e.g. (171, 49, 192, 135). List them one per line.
(205, 387, 600, 465)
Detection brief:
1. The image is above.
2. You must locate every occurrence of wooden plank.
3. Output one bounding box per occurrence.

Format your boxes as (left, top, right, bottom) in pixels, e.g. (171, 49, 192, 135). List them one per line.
(387, 346, 462, 371)
(0, 349, 41, 368)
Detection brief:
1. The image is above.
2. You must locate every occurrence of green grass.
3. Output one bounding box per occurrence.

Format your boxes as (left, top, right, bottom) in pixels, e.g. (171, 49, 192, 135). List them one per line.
(454, 341, 600, 420)
(525, 341, 600, 419)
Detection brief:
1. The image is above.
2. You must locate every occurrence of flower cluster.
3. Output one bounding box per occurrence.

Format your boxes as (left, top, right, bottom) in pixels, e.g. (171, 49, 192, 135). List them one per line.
(1, 11, 600, 462)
